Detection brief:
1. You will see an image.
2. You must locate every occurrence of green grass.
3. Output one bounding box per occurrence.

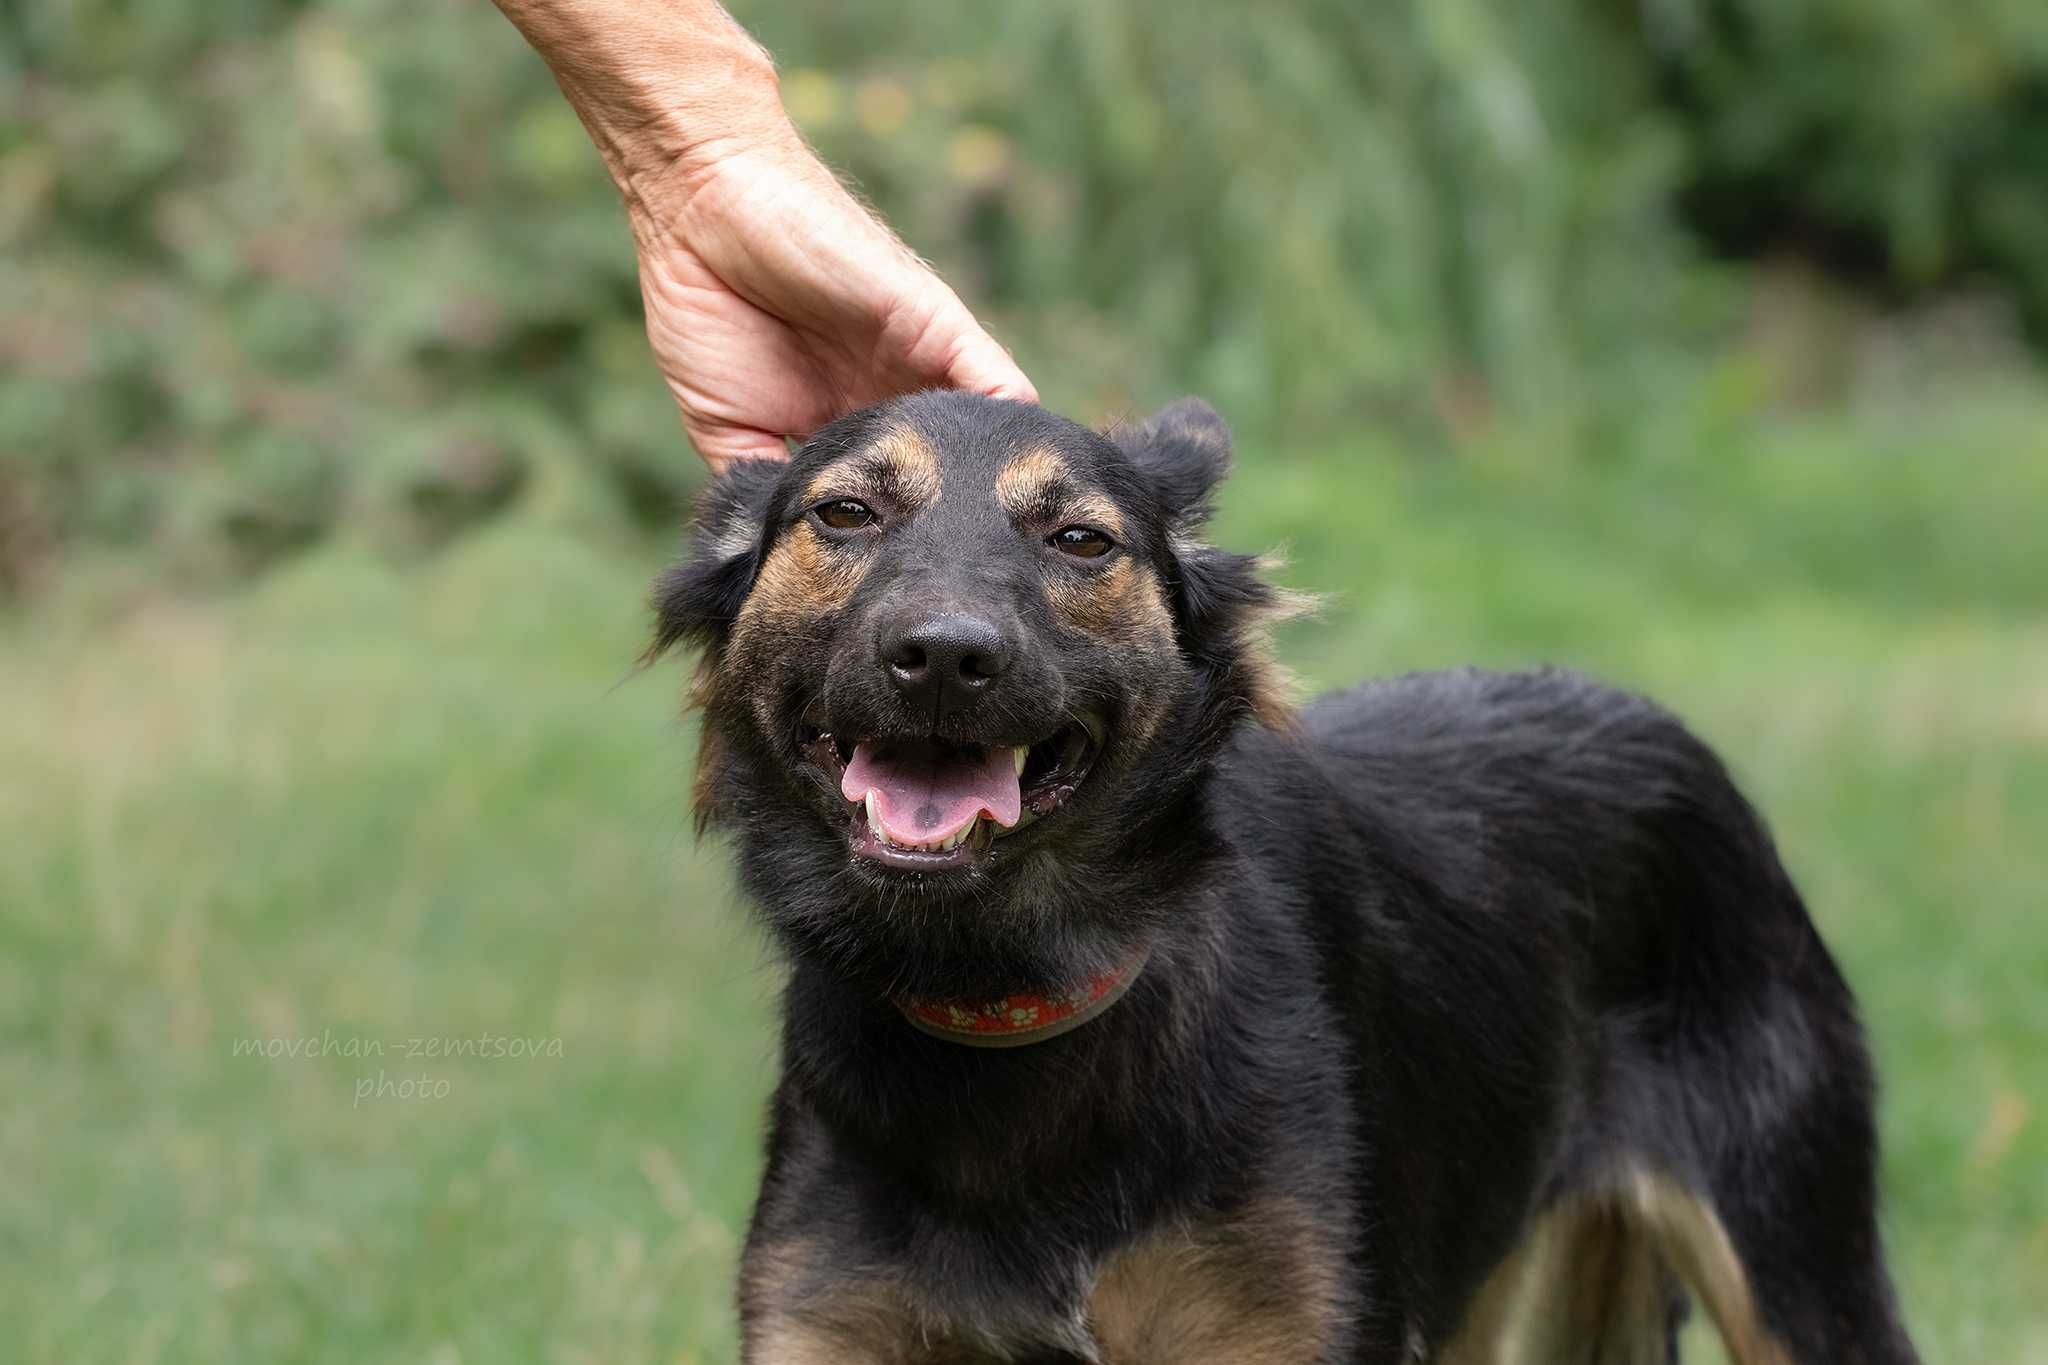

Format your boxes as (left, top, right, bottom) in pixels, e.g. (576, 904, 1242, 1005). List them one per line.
(3, 387, 2044, 1362)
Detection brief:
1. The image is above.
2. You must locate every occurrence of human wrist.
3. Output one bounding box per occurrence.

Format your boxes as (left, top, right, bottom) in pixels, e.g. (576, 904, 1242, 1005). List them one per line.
(495, 0, 792, 189)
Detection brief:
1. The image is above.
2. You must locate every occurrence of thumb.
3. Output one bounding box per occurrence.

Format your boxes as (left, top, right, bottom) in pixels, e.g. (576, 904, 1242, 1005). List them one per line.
(943, 325, 1039, 405)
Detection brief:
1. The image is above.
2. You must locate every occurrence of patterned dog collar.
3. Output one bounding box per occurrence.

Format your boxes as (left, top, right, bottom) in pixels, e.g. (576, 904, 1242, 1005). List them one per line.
(895, 947, 1150, 1048)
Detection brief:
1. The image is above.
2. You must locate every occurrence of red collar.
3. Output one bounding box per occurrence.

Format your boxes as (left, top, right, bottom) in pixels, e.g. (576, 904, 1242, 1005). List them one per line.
(895, 947, 1150, 1048)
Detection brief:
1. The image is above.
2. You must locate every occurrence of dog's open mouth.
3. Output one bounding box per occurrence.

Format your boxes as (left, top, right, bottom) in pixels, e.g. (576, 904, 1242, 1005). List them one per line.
(802, 719, 1101, 870)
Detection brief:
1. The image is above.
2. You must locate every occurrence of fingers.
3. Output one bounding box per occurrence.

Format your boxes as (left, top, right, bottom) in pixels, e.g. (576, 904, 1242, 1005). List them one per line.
(891, 284, 1038, 405)
(943, 326, 1039, 405)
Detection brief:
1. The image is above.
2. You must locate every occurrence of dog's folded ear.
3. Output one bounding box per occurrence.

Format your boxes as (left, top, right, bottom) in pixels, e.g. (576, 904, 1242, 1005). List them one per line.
(1116, 398, 1307, 733)
(1115, 397, 1233, 529)
(645, 457, 784, 661)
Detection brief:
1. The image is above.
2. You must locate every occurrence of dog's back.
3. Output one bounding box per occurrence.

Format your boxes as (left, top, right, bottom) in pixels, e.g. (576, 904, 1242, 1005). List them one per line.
(1212, 666, 1918, 1362)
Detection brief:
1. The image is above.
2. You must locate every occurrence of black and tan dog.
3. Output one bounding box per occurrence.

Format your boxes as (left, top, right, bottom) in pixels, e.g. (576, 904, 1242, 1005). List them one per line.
(649, 392, 1921, 1364)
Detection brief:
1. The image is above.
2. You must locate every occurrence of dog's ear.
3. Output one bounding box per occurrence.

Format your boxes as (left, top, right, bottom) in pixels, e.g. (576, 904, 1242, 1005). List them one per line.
(645, 458, 785, 660)
(1117, 399, 1308, 733)
(1115, 396, 1233, 529)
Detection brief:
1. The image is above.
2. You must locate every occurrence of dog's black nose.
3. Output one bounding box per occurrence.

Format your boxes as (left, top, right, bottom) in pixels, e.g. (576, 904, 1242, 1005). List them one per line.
(881, 612, 1011, 718)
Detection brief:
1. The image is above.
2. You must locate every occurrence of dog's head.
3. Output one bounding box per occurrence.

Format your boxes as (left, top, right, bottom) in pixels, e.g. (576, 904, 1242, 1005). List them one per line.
(650, 392, 1297, 990)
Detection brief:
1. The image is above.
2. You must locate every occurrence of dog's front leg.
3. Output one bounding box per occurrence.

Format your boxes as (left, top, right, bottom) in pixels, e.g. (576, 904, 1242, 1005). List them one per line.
(738, 1231, 925, 1365)
(1084, 1192, 1357, 1364)
(743, 1315, 904, 1365)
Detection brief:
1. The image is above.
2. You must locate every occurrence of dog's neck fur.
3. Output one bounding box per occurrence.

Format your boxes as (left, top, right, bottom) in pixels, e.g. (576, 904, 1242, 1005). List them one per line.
(753, 770, 1310, 1213)
(779, 916, 1266, 1213)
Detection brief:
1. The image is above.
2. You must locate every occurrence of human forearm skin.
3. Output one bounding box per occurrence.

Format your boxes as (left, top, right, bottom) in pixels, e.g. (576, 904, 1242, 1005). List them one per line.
(489, 0, 797, 190)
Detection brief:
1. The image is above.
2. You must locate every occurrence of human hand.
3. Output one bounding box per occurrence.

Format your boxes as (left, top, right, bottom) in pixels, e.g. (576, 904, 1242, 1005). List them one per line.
(629, 127, 1036, 470)
(491, 0, 1033, 471)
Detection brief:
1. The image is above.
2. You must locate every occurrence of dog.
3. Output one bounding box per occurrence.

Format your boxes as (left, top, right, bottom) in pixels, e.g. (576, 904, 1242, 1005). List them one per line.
(648, 392, 1922, 1364)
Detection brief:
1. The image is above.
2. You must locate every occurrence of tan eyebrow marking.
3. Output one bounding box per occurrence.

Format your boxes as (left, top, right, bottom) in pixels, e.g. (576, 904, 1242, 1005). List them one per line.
(994, 446, 1068, 512)
(1060, 493, 1127, 536)
(802, 425, 942, 510)
(995, 445, 1127, 537)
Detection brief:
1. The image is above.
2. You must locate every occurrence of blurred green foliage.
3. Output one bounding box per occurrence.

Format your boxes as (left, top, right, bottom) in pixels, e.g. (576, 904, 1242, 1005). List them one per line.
(1648, 0, 2048, 333)
(2, 0, 2045, 592)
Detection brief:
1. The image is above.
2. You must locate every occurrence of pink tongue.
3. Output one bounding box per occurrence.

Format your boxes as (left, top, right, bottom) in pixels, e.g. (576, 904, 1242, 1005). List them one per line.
(842, 740, 1022, 846)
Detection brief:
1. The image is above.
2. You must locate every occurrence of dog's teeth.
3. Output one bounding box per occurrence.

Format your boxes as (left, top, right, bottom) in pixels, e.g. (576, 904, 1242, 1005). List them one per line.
(915, 826, 964, 852)
(1012, 746, 1029, 776)
(864, 790, 882, 834)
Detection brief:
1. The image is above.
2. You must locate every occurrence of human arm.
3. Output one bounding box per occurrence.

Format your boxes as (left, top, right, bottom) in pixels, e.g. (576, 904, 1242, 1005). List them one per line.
(491, 0, 1036, 469)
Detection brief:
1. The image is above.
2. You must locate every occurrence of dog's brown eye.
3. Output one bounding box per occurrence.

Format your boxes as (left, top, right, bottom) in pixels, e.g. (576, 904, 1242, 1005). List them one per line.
(1051, 526, 1113, 558)
(815, 499, 876, 531)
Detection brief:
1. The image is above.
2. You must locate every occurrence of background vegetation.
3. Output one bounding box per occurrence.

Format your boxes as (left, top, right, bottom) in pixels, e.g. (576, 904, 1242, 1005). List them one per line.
(6, 0, 2048, 587)
(2, 0, 2044, 1360)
